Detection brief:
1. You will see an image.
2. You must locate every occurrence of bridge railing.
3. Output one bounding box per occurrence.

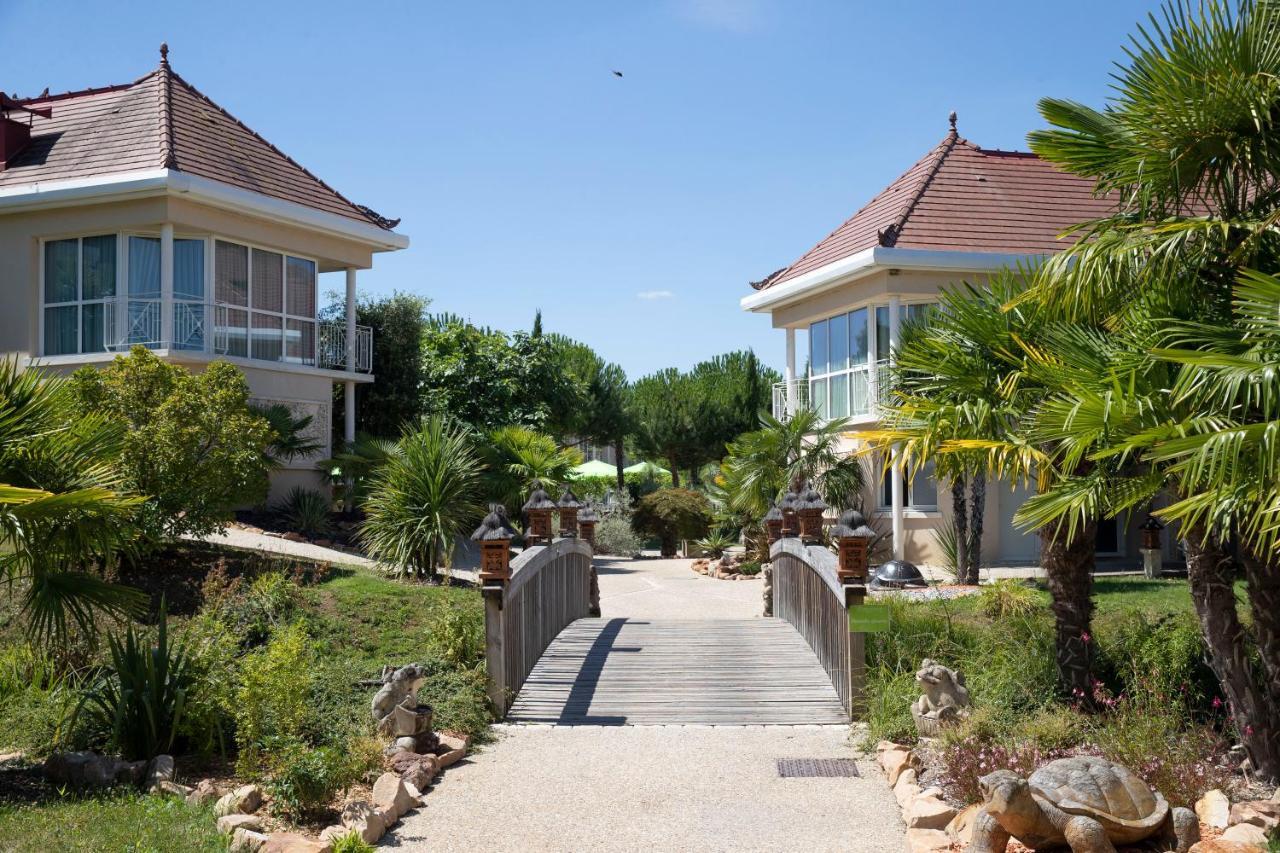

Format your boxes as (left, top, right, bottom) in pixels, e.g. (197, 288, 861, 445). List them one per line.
(770, 538, 866, 718)
(482, 537, 595, 717)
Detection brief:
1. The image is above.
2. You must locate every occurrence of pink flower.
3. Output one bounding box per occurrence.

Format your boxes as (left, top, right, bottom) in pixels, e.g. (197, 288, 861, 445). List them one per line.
(1212, 696, 1222, 709)
(1081, 631, 1091, 643)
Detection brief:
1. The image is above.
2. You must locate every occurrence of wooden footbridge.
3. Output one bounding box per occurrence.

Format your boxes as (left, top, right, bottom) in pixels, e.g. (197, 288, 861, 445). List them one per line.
(481, 538, 869, 726)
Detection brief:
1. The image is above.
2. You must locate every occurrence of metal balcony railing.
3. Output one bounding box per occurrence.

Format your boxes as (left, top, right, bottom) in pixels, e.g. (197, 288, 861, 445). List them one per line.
(100, 298, 372, 373)
(772, 359, 892, 423)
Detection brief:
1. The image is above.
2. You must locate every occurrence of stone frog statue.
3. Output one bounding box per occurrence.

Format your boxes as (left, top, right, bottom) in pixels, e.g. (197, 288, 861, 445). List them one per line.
(371, 664, 427, 732)
(910, 658, 970, 736)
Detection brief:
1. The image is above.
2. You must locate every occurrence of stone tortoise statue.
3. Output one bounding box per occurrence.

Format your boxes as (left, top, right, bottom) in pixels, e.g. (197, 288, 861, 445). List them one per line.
(969, 756, 1198, 853)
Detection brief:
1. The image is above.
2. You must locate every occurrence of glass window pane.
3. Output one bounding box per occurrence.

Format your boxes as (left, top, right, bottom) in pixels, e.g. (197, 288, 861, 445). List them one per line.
(128, 237, 161, 298)
(911, 459, 938, 508)
(252, 249, 283, 312)
(286, 318, 315, 364)
(286, 257, 316, 318)
(44, 240, 78, 303)
(81, 303, 105, 353)
(173, 302, 207, 350)
(251, 312, 282, 361)
(881, 468, 894, 509)
(215, 241, 249, 306)
(850, 307, 869, 365)
(829, 373, 848, 418)
(44, 306, 78, 355)
(82, 235, 116, 300)
(809, 319, 828, 375)
(850, 366, 871, 416)
(875, 306, 891, 362)
(828, 313, 848, 372)
(811, 377, 828, 419)
(219, 306, 248, 357)
(175, 239, 204, 299)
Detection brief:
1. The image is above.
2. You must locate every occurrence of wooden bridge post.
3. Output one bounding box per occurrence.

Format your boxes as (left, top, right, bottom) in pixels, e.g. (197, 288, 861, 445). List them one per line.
(482, 584, 509, 717)
(842, 583, 868, 717)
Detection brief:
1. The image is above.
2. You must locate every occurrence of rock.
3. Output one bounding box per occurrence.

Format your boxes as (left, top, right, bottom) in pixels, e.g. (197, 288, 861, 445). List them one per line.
(314, 539, 333, 548)
(1189, 841, 1260, 853)
(438, 732, 471, 751)
(281, 532, 306, 542)
(145, 754, 174, 788)
(215, 784, 264, 818)
(0, 750, 25, 764)
(262, 832, 333, 853)
(218, 813, 265, 835)
(371, 772, 415, 820)
(880, 748, 919, 786)
(403, 779, 425, 804)
(263, 531, 284, 538)
(83, 755, 124, 788)
(906, 795, 957, 831)
(117, 760, 147, 785)
(1196, 789, 1232, 829)
(437, 748, 466, 769)
(893, 769, 920, 810)
(340, 801, 385, 845)
(903, 827, 953, 852)
(875, 740, 903, 755)
(317, 825, 349, 843)
(1230, 799, 1280, 830)
(187, 778, 218, 806)
(230, 828, 269, 852)
(400, 756, 439, 791)
(1221, 822, 1269, 847)
(945, 803, 981, 845)
(151, 780, 193, 798)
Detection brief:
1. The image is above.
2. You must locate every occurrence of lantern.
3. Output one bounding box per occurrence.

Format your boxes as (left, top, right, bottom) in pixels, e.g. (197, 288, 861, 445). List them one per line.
(558, 487, 582, 538)
(779, 489, 800, 538)
(577, 503, 599, 548)
(1141, 515, 1164, 551)
(796, 484, 828, 544)
(831, 509, 876, 583)
(763, 502, 784, 544)
(522, 481, 556, 546)
(471, 503, 519, 583)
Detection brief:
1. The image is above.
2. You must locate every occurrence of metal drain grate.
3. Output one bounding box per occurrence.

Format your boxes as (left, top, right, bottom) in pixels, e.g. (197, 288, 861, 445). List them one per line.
(776, 758, 860, 778)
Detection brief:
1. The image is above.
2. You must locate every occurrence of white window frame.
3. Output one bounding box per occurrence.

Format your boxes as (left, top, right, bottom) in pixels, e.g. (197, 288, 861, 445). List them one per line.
(211, 236, 319, 365)
(878, 461, 940, 513)
(38, 233, 122, 357)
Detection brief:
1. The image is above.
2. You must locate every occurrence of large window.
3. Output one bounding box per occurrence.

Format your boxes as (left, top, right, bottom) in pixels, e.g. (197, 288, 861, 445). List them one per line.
(43, 235, 117, 355)
(880, 458, 939, 511)
(809, 302, 931, 419)
(214, 240, 316, 364)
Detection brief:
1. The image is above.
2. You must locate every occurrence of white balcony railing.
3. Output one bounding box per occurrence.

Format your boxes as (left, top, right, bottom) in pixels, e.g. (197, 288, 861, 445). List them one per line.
(101, 298, 372, 373)
(772, 359, 891, 423)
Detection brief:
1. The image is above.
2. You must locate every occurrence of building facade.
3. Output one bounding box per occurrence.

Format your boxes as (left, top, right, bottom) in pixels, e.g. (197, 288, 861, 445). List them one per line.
(742, 116, 1159, 570)
(0, 48, 407, 499)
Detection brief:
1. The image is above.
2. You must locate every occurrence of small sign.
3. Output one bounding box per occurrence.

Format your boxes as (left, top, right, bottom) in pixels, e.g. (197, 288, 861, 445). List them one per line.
(848, 603, 890, 633)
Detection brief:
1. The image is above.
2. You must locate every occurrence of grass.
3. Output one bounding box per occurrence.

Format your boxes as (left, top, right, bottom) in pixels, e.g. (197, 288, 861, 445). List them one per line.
(0, 791, 223, 852)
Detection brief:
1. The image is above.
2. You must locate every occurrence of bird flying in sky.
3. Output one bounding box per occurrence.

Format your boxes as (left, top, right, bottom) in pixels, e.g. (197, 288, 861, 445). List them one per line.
(612, 70, 623, 77)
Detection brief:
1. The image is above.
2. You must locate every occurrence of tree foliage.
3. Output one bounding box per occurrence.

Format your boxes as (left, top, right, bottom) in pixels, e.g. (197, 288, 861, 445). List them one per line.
(631, 488, 713, 557)
(70, 347, 273, 540)
(332, 292, 431, 438)
(481, 425, 582, 512)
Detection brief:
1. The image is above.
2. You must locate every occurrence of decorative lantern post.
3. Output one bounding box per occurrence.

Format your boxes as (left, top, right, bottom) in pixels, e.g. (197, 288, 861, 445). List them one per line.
(577, 503, 599, 548)
(779, 489, 800, 538)
(558, 487, 582, 538)
(796, 484, 828, 544)
(763, 502, 784, 545)
(1140, 515, 1164, 580)
(521, 481, 556, 547)
(471, 503, 519, 584)
(830, 509, 876, 584)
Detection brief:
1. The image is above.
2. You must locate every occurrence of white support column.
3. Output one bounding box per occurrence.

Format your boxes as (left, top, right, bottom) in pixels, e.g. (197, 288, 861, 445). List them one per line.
(785, 327, 797, 415)
(888, 296, 905, 560)
(160, 224, 174, 347)
(344, 267, 357, 445)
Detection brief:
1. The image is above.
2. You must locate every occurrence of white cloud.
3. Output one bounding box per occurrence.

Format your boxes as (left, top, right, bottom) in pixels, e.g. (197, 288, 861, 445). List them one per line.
(675, 0, 768, 33)
(637, 289, 674, 300)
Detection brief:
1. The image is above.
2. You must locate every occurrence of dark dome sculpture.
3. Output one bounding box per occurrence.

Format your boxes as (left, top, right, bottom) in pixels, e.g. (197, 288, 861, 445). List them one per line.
(871, 558, 927, 589)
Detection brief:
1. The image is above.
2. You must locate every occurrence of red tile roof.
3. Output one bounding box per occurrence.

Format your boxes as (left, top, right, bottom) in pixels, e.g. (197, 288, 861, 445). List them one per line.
(0, 54, 397, 230)
(756, 122, 1113, 290)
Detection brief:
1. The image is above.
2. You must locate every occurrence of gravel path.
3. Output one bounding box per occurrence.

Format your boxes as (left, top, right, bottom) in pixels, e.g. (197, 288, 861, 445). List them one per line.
(391, 556, 905, 852)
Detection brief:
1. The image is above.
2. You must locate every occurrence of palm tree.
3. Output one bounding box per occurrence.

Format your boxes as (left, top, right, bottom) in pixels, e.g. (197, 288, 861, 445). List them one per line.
(360, 415, 484, 582)
(252, 403, 322, 465)
(318, 433, 402, 513)
(482, 426, 582, 513)
(0, 359, 144, 642)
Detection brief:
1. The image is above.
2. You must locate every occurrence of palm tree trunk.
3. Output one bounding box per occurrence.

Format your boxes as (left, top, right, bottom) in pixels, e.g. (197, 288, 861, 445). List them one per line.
(967, 473, 986, 584)
(1196, 531, 1280, 780)
(1040, 519, 1097, 705)
(614, 439, 625, 493)
(1239, 544, 1280, 709)
(951, 476, 970, 584)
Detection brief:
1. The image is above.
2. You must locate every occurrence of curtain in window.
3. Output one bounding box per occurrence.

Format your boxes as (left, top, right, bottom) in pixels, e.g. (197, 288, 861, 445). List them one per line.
(286, 318, 315, 364)
(128, 237, 161, 298)
(252, 249, 283, 312)
(286, 257, 316, 318)
(44, 306, 77, 355)
(174, 239, 204, 299)
(809, 319, 829, 376)
(215, 241, 249, 306)
(850, 307, 869, 365)
(82, 235, 116, 300)
(829, 313, 849, 373)
(44, 240, 78, 303)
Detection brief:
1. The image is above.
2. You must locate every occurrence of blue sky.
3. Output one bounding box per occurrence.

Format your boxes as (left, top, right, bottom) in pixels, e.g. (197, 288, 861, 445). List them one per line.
(1, 0, 1158, 378)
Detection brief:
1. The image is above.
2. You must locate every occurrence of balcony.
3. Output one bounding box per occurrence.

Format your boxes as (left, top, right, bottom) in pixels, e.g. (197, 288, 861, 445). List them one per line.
(100, 298, 372, 373)
(773, 359, 891, 422)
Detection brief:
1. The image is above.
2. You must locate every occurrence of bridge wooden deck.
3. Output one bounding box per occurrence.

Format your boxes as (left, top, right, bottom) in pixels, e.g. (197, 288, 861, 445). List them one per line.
(505, 617, 849, 725)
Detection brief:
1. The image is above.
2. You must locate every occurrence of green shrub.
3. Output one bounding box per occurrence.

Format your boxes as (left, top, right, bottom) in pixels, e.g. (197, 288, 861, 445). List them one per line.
(569, 470, 673, 504)
(276, 487, 333, 538)
(594, 516, 643, 557)
(978, 579, 1040, 620)
(0, 645, 82, 757)
(80, 614, 191, 761)
(416, 657, 492, 738)
(234, 621, 315, 773)
(738, 561, 762, 576)
(176, 614, 238, 758)
(266, 740, 361, 820)
(330, 830, 377, 853)
(631, 489, 712, 557)
(203, 570, 299, 647)
(695, 529, 735, 558)
(426, 604, 484, 669)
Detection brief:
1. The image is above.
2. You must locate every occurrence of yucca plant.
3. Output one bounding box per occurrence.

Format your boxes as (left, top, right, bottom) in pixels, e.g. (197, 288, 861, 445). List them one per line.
(276, 487, 333, 538)
(80, 611, 191, 761)
(695, 529, 736, 559)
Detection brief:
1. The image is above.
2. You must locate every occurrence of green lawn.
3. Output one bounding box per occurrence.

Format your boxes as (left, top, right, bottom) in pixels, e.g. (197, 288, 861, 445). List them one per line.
(0, 791, 222, 852)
